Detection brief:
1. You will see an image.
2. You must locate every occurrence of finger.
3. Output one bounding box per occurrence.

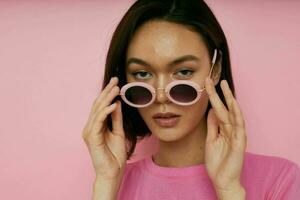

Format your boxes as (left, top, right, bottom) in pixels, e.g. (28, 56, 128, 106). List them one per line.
(220, 79, 236, 133)
(91, 77, 119, 114)
(88, 102, 117, 139)
(83, 103, 116, 140)
(86, 84, 119, 134)
(205, 77, 230, 124)
(96, 85, 120, 113)
(232, 99, 246, 138)
(206, 108, 219, 142)
(92, 77, 118, 112)
(111, 100, 125, 140)
(220, 80, 234, 112)
(86, 79, 120, 140)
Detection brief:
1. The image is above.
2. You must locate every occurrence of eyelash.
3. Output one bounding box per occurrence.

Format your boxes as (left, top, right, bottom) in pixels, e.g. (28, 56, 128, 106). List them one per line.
(131, 69, 195, 80)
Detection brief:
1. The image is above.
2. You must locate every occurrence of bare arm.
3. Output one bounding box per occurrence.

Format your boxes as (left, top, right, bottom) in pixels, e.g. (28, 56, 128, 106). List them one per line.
(93, 177, 123, 200)
(215, 185, 246, 200)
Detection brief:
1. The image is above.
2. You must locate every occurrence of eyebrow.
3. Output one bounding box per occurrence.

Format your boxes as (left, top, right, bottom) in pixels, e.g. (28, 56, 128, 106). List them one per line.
(126, 55, 200, 69)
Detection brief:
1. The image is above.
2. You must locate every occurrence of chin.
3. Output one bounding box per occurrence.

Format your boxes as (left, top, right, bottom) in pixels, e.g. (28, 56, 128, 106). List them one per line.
(148, 123, 191, 143)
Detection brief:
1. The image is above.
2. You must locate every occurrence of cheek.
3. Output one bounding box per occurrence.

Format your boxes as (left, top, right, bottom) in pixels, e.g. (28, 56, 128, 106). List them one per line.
(137, 107, 152, 121)
(183, 96, 209, 122)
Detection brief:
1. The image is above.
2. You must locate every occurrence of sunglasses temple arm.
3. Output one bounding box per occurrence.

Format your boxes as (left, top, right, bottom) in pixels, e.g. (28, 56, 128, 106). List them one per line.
(208, 49, 218, 79)
(204, 63, 214, 91)
(201, 49, 217, 91)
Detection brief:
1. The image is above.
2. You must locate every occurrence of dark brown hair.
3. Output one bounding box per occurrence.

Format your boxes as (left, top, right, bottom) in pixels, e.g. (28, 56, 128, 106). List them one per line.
(102, 0, 235, 161)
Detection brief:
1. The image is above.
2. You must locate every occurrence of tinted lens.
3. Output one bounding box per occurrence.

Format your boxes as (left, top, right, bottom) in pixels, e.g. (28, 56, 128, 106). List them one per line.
(125, 86, 152, 105)
(170, 84, 197, 103)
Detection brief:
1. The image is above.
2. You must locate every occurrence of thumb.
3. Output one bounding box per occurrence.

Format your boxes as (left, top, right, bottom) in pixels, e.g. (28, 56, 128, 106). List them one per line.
(111, 100, 125, 139)
(206, 108, 219, 142)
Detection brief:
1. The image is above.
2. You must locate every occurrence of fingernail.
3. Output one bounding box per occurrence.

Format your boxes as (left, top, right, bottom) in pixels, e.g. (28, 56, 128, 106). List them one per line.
(225, 80, 229, 86)
(111, 77, 116, 83)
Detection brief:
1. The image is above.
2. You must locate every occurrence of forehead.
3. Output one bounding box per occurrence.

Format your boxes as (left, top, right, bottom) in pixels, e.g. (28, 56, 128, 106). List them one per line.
(126, 20, 208, 63)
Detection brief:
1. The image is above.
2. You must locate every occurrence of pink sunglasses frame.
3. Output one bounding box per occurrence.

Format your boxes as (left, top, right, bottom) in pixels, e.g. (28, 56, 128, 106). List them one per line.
(120, 49, 218, 108)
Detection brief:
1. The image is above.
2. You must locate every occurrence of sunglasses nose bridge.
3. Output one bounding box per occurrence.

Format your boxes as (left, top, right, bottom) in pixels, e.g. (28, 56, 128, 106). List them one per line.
(154, 86, 171, 104)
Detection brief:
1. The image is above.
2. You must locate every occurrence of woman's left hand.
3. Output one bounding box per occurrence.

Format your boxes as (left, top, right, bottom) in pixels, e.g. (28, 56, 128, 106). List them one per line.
(204, 77, 247, 195)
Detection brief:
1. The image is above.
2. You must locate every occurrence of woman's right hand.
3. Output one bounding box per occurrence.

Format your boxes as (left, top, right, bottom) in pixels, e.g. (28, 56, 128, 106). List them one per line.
(82, 77, 127, 181)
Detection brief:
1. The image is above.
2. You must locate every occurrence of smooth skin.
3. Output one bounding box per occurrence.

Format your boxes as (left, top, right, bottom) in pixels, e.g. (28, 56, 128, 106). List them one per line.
(82, 76, 247, 199)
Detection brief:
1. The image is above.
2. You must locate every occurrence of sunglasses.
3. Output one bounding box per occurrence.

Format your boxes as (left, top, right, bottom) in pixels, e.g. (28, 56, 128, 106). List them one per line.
(119, 49, 218, 108)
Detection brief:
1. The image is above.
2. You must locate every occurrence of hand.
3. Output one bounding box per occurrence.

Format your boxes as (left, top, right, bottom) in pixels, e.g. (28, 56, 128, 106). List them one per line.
(204, 77, 247, 194)
(82, 77, 127, 181)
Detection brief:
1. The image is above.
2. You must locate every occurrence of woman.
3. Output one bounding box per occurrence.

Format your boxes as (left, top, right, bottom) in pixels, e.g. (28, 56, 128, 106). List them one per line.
(82, 0, 300, 199)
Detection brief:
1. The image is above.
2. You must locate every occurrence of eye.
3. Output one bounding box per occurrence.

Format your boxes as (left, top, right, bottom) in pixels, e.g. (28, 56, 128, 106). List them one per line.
(131, 69, 194, 80)
(174, 69, 194, 78)
(131, 71, 152, 79)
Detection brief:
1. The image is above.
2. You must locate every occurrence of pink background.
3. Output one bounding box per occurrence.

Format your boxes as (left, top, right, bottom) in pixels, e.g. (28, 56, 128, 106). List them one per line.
(0, 1, 299, 199)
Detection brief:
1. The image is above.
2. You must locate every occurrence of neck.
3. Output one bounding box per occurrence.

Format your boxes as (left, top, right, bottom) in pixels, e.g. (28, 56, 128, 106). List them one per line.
(152, 117, 207, 168)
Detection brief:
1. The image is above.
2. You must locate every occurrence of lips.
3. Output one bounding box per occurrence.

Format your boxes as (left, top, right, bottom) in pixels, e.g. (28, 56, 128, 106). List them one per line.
(153, 116, 180, 127)
(152, 112, 180, 119)
(152, 112, 181, 127)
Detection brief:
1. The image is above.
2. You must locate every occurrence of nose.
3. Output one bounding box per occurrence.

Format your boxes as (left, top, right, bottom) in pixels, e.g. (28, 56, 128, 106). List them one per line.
(154, 78, 171, 104)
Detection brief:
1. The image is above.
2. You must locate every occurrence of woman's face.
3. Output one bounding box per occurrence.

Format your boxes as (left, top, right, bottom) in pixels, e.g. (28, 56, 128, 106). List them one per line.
(125, 20, 220, 142)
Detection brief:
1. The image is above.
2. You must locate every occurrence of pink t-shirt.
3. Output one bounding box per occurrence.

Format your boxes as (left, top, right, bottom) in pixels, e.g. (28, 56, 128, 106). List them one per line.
(117, 151, 300, 200)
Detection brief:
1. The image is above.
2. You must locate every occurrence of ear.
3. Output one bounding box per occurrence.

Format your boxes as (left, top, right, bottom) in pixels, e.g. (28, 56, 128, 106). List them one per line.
(212, 50, 222, 86)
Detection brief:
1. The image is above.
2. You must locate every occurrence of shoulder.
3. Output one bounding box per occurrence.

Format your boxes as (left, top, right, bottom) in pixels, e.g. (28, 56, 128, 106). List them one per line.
(242, 151, 300, 198)
(243, 151, 299, 173)
(243, 151, 300, 179)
